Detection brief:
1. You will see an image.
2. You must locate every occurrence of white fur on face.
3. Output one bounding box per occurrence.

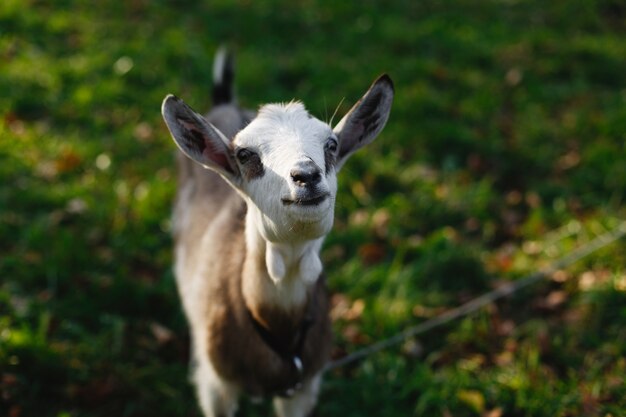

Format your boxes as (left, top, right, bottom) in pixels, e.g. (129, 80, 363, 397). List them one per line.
(234, 102, 338, 244)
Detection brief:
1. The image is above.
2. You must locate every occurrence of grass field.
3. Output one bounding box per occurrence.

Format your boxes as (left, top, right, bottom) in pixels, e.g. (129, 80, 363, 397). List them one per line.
(2, 0, 626, 416)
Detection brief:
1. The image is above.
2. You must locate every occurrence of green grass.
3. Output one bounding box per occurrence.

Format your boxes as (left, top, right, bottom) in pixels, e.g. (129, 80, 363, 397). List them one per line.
(2, 0, 626, 416)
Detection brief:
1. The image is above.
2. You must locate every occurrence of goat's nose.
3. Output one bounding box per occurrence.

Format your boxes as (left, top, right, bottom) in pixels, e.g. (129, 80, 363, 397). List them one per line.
(290, 160, 321, 187)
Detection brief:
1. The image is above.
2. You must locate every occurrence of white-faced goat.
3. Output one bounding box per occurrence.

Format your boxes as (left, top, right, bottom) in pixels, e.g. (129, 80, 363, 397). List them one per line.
(161, 50, 393, 417)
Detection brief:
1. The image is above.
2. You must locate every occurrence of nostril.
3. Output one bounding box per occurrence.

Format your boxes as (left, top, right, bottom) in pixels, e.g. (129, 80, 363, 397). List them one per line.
(290, 167, 321, 186)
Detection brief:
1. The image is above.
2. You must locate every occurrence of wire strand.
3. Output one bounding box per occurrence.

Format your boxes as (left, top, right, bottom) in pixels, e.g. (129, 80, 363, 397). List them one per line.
(325, 220, 626, 372)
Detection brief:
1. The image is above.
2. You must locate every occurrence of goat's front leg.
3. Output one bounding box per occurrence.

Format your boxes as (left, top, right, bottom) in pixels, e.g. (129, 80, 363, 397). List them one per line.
(273, 373, 322, 417)
(193, 358, 239, 417)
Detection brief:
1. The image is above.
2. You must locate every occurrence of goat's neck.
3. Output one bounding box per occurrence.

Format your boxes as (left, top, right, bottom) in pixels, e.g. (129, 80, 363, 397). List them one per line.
(242, 211, 324, 314)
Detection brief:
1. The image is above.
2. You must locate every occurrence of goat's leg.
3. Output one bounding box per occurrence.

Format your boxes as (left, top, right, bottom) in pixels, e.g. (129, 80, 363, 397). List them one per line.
(273, 373, 322, 417)
(193, 358, 239, 417)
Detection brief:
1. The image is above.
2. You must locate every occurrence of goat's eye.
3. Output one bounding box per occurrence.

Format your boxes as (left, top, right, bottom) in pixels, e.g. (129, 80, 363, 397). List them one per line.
(236, 148, 254, 164)
(325, 137, 338, 153)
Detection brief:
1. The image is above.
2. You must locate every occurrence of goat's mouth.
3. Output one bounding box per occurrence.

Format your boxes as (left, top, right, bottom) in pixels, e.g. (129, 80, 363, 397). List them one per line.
(281, 193, 330, 207)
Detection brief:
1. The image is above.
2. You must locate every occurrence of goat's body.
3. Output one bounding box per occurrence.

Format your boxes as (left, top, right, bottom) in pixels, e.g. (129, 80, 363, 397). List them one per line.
(173, 103, 331, 415)
(162, 49, 393, 417)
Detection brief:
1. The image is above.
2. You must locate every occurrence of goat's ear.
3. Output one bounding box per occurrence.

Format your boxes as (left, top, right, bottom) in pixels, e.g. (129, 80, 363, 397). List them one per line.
(162, 95, 239, 181)
(333, 74, 394, 171)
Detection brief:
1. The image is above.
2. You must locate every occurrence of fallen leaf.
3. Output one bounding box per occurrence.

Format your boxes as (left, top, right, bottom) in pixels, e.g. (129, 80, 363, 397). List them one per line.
(494, 351, 513, 367)
(371, 208, 390, 238)
(56, 149, 82, 173)
(36, 161, 58, 180)
(402, 339, 423, 358)
(343, 299, 365, 321)
(505, 190, 522, 205)
(342, 324, 368, 345)
(331, 295, 366, 322)
(133, 122, 154, 142)
(412, 304, 439, 318)
(505, 67, 523, 86)
(348, 209, 369, 227)
(358, 243, 386, 265)
(330, 293, 350, 321)
(9, 405, 21, 417)
(556, 150, 580, 171)
(551, 270, 570, 283)
(66, 198, 88, 214)
(150, 322, 174, 345)
(545, 290, 567, 309)
(495, 319, 515, 336)
(483, 407, 503, 417)
(457, 389, 485, 414)
(578, 270, 610, 291)
(525, 192, 541, 208)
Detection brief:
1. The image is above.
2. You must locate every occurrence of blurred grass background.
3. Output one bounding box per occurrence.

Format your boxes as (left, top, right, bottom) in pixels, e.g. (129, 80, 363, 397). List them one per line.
(1, 0, 626, 416)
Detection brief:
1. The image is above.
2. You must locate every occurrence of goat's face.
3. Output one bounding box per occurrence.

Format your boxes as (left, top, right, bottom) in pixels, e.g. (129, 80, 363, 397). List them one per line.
(162, 75, 394, 243)
(232, 103, 338, 241)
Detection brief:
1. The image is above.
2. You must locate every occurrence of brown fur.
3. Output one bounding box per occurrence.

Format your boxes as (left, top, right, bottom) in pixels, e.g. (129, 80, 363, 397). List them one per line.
(164, 68, 393, 417)
(173, 104, 332, 399)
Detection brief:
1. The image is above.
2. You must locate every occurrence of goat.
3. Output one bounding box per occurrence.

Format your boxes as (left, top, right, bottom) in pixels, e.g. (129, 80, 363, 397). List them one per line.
(161, 49, 393, 417)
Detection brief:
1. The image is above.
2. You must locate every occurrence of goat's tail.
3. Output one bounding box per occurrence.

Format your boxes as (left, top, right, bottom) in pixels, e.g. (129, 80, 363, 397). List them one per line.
(212, 47, 235, 106)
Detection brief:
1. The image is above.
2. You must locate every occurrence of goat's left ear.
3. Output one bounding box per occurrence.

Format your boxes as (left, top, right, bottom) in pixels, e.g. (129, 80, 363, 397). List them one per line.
(161, 95, 240, 183)
(333, 74, 394, 171)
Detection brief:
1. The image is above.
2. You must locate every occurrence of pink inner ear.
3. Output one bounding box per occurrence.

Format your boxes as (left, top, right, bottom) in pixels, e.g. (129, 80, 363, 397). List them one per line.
(177, 116, 232, 173)
(203, 138, 232, 173)
(179, 118, 197, 132)
(203, 147, 229, 168)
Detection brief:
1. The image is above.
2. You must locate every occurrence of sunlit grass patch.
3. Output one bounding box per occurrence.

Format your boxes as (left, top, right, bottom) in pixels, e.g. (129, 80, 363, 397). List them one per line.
(2, 0, 626, 416)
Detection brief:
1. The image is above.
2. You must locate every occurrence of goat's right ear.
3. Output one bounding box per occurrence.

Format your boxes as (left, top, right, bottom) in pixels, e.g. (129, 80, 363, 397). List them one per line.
(333, 74, 394, 171)
(162, 95, 240, 181)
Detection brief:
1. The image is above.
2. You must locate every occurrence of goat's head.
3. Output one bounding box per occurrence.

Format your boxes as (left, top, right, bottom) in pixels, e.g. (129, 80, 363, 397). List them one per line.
(162, 75, 394, 244)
